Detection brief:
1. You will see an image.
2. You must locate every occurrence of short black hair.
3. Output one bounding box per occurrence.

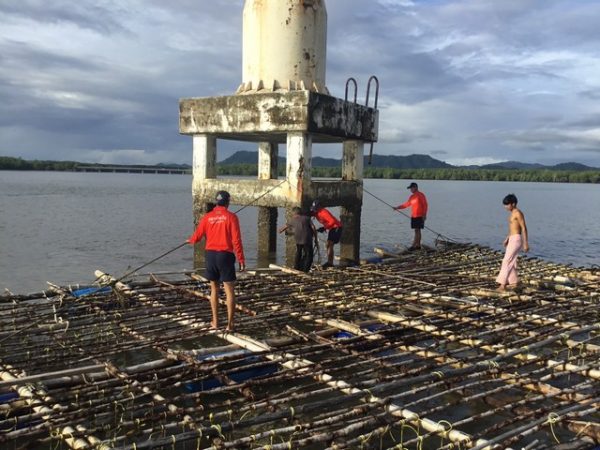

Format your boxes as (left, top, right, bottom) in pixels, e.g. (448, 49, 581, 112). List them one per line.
(502, 194, 518, 205)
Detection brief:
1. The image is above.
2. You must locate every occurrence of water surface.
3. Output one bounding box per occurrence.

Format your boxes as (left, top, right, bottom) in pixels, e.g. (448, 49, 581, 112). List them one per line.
(1, 171, 598, 293)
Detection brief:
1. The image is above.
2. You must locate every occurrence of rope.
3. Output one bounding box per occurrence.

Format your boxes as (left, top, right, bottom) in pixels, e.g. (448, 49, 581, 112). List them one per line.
(116, 242, 188, 284)
(348, 266, 438, 287)
(234, 178, 288, 214)
(80, 179, 289, 295)
(353, 181, 460, 243)
(545, 412, 561, 444)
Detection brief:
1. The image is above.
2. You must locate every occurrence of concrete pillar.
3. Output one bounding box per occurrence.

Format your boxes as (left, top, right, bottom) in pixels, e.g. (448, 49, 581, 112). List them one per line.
(285, 132, 312, 265)
(257, 142, 278, 264)
(340, 140, 364, 264)
(191, 134, 217, 268)
(342, 140, 364, 182)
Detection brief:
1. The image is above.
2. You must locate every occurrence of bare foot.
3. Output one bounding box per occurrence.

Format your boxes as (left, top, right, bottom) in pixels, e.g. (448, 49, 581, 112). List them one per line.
(496, 285, 506, 292)
(226, 324, 234, 332)
(210, 321, 218, 330)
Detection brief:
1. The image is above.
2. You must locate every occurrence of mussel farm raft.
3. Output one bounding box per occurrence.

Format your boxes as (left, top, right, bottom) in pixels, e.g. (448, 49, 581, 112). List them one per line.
(1, 243, 599, 449)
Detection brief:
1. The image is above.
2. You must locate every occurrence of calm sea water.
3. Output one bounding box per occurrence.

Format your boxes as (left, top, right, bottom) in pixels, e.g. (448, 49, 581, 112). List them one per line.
(1, 171, 599, 293)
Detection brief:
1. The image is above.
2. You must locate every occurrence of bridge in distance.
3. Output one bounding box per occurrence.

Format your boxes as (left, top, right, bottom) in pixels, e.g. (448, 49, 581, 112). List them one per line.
(75, 165, 190, 175)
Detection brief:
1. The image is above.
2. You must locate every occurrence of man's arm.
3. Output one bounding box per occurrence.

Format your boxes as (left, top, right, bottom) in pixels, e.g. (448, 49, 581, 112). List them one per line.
(394, 199, 411, 210)
(231, 214, 246, 271)
(518, 211, 529, 252)
(188, 217, 206, 244)
(310, 221, 318, 241)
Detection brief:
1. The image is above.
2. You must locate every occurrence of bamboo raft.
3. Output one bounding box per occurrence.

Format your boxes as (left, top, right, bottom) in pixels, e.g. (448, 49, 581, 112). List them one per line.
(1, 243, 599, 449)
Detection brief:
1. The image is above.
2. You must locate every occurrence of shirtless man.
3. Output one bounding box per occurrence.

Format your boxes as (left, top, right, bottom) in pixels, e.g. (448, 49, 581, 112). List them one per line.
(496, 194, 529, 291)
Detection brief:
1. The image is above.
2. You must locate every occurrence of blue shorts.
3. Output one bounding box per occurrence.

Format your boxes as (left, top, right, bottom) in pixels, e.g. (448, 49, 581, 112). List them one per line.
(327, 227, 342, 244)
(411, 217, 425, 229)
(205, 251, 236, 282)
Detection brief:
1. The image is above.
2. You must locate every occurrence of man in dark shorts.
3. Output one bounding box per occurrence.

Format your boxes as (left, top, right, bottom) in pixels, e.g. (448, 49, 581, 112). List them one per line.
(188, 191, 245, 331)
(310, 200, 343, 268)
(394, 182, 428, 250)
(278, 206, 317, 272)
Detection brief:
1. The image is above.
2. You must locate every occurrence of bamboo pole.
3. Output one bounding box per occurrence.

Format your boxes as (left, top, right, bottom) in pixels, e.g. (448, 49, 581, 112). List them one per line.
(369, 310, 600, 380)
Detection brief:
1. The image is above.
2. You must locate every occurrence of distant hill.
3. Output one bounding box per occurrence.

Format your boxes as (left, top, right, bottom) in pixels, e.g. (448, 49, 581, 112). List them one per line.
(219, 151, 452, 169)
(219, 151, 598, 171)
(368, 153, 452, 169)
(481, 161, 596, 171)
(480, 161, 547, 170)
(552, 162, 594, 171)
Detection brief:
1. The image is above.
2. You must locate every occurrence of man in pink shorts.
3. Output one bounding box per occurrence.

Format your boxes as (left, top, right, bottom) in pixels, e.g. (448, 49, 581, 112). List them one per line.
(496, 193, 529, 291)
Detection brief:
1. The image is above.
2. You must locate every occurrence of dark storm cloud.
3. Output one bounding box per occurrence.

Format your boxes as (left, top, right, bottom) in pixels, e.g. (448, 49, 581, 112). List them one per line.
(1, 0, 600, 166)
(579, 89, 600, 101)
(0, 0, 127, 34)
(326, 0, 467, 104)
(566, 115, 600, 129)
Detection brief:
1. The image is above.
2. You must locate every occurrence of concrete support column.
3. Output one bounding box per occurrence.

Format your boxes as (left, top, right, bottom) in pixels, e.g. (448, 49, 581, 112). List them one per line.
(257, 142, 278, 264)
(285, 132, 312, 265)
(258, 141, 278, 180)
(342, 140, 364, 182)
(191, 134, 217, 268)
(340, 140, 364, 264)
(286, 132, 312, 197)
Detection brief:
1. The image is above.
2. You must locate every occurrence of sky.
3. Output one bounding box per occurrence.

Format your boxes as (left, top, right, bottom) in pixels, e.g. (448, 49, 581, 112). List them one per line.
(1, 0, 600, 167)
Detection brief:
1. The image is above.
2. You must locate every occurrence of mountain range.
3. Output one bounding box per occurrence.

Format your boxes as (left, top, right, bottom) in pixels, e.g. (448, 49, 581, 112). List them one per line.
(219, 151, 599, 171)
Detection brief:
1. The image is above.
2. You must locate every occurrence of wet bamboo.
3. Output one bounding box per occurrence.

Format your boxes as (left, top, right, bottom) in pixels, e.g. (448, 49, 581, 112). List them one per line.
(387, 292, 600, 353)
(325, 310, 600, 439)
(369, 310, 600, 380)
(468, 396, 600, 450)
(216, 332, 502, 449)
(0, 362, 101, 449)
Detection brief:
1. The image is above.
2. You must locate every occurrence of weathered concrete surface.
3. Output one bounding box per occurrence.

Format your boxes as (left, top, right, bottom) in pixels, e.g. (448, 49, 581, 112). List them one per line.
(240, 0, 328, 95)
(258, 207, 278, 259)
(179, 91, 378, 143)
(340, 204, 361, 264)
(342, 140, 364, 181)
(258, 142, 278, 180)
(191, 179, 362, 209)
(339, 140, 364, 264)
(257, 141, 279, 259)
(192, 135, 217, 180)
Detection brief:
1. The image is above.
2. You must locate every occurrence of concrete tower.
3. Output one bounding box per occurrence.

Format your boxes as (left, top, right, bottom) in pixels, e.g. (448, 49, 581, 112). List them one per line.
(239, 0, 328, 94)
(180, 0, 378, 267)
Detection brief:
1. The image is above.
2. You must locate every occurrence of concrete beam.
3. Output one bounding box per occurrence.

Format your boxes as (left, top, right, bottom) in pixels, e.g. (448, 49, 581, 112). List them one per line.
(179, 91, 378, 143)
(192, 179, 361, 209)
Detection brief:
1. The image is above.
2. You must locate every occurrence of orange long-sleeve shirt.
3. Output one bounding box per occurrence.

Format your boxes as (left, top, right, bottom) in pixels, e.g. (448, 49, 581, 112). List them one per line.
(397, 192, 428, 218)
(314, 208, 342, 230)
(188, 206, 245, 265)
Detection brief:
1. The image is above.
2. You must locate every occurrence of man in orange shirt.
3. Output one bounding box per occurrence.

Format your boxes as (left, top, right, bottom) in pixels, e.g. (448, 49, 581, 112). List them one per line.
(394, 182, 428, 250)
(188, 191, 245, 331)
(310, 200, 343, 268)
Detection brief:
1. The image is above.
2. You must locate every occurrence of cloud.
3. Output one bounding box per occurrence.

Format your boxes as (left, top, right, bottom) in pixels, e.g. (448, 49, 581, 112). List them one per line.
(0, 0, 128, 34)
(1, 0, 600, 167)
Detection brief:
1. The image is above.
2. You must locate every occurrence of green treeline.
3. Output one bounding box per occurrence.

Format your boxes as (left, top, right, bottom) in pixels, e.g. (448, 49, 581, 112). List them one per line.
(2, 156, 599, 183)
(0, 156, 79, 171)
(218, 163, 600, 183)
